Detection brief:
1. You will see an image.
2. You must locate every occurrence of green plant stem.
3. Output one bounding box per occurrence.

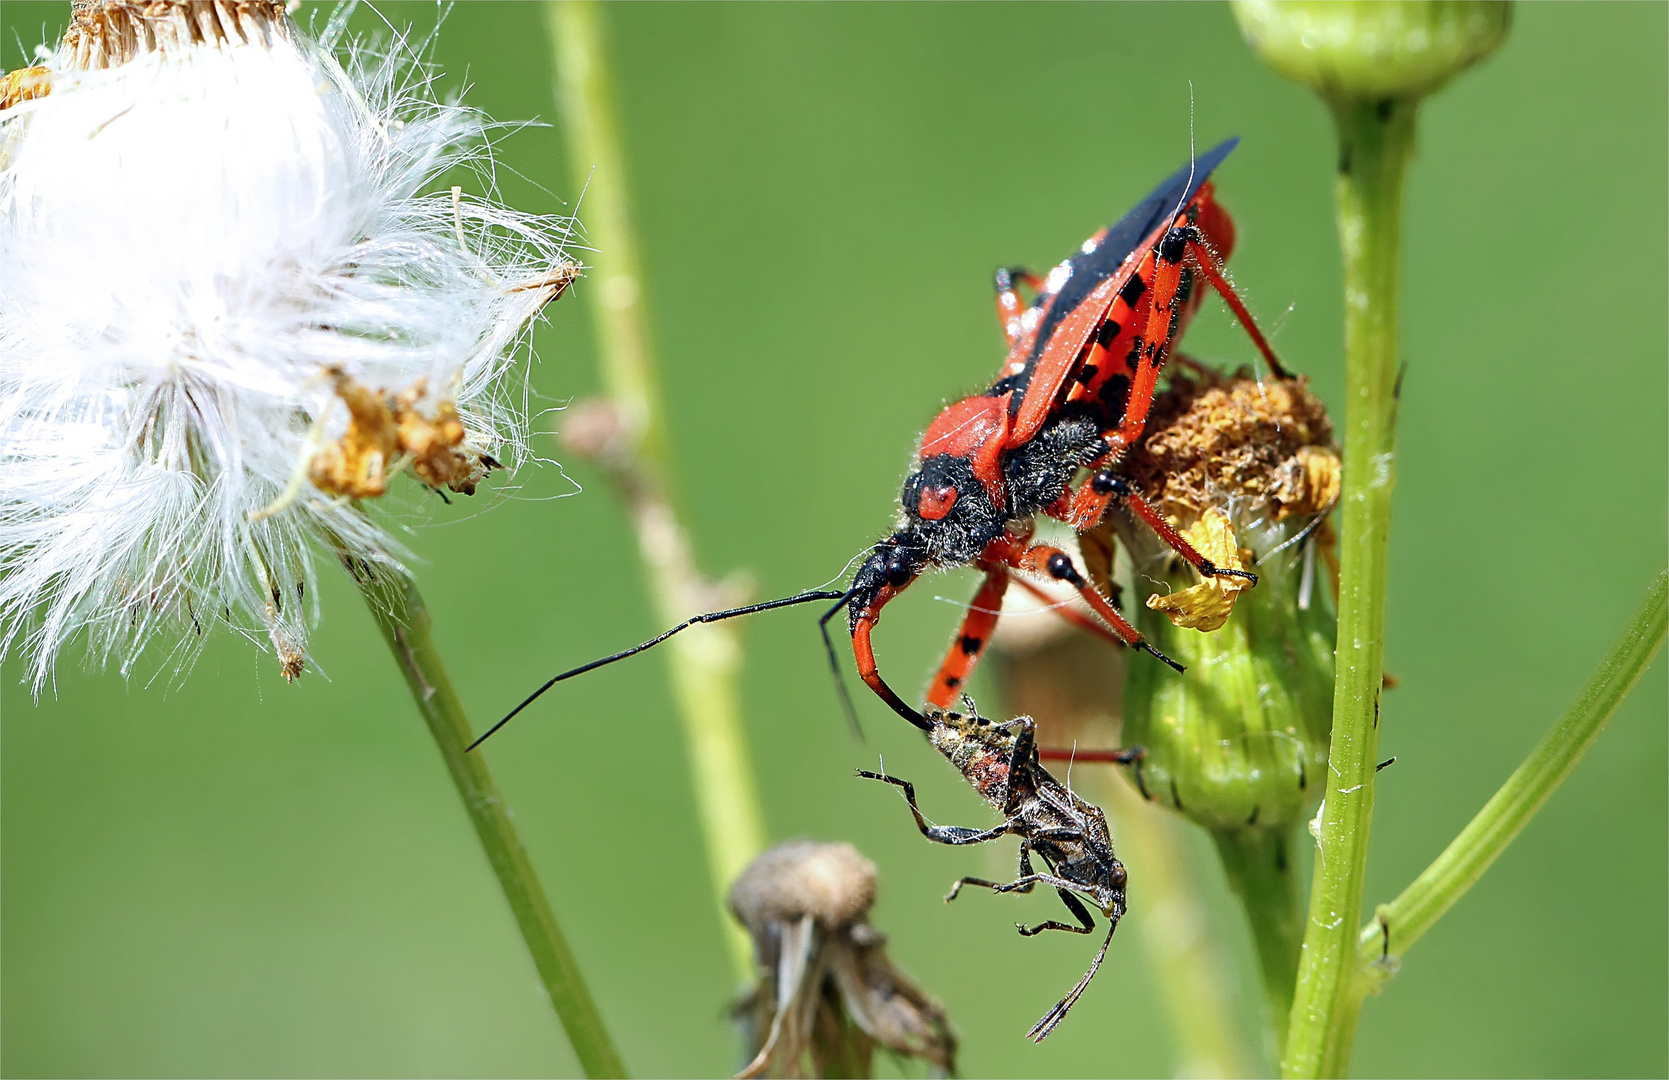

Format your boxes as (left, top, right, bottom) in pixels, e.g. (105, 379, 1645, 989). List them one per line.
(548, 0, 766, 981)
(1097, 776, 1253, 1078)
(1213, 827, 1304, 1055)
(1358, 568, 1669, 968)
(1282, 97, 1416, 1080)
(358, 570, 625, 1079)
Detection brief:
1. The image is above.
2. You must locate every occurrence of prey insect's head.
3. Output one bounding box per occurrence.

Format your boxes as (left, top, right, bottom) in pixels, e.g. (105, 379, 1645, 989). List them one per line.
(1092, 855, 1129, 922)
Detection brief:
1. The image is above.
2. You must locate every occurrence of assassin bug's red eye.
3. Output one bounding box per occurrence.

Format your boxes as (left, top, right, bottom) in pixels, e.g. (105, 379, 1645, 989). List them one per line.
(916, 485, 958, 521)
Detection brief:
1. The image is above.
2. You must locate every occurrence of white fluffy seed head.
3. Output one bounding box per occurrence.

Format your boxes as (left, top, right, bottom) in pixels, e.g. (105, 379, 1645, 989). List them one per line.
(0, 1, 577, 691)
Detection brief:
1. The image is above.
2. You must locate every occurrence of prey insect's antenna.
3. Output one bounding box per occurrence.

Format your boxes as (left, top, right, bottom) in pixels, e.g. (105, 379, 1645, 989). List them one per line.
(819, 588, 865, 740)
(469, 589, 846, 751)
(1028, 919, 1118, 1041)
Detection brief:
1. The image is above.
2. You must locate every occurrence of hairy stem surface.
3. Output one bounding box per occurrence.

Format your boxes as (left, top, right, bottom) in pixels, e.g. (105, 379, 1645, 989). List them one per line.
(1360, 569, 1668, 967)
(359, 570, 625, 1078)
(1282, 98, 1416, 1079)
(548, 0, 767, 980)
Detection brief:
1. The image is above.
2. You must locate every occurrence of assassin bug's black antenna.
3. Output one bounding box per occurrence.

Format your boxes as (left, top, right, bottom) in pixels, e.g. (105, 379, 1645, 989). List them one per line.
(818, 587, 865, 741)
(468, 589, 846, 751)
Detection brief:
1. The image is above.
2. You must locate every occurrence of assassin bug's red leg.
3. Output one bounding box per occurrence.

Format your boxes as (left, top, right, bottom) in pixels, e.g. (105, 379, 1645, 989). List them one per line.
(926, 566, 1011, 709)
(1182, 234, 1294, 381)
(994, 267, 1046, 349)
(1006, 573, 1126, 648)
(1037, 746, 1145, 764)
(1060, 470, 1258, 583)
(1106, 230, 1194, 459)
(1013, 543, 1183, 673)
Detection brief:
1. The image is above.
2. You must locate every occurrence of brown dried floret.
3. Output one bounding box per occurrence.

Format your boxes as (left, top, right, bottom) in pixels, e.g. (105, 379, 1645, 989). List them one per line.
(0, 66, 51, 110)
(309, 371, 496, 499)
(59, 1, 290, 72)
(730, 840, 956, 1079)
(1123, 367, 1340, 528)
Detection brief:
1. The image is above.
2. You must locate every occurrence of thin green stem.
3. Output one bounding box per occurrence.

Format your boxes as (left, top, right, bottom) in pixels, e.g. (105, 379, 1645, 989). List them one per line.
(1096, 775, 1254, 1077)
(357, 569, 626, 1079)
(547, 0, 766, 981)
(1358, 568, 1669, 967)
(1213, 827, 1304, 1057)
(1282, 97, 1416, 1079)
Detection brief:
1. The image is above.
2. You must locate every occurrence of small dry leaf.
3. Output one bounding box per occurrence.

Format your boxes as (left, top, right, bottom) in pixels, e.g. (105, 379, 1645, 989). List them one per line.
(1145, 509, 1255, 632)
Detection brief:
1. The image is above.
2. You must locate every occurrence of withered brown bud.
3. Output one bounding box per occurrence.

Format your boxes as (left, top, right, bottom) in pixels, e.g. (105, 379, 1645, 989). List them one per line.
(728, 840, 955, 1079)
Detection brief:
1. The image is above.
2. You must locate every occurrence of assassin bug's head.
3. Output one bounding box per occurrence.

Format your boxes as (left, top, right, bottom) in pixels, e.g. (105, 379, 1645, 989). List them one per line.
(845, 534, 931, 629)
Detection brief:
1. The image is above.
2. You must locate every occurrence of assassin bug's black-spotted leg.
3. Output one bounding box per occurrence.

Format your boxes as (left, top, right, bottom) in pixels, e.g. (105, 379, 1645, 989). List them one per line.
(858, 702, 1126, 1040)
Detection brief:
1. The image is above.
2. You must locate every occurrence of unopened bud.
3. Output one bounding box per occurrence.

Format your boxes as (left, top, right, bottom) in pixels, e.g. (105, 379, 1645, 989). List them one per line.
(1232, 0, 1509, 104)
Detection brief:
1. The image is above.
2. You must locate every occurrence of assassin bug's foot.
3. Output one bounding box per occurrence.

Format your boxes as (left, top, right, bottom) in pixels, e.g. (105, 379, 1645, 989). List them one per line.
(1197, 558, 1259, 585)
(1140, 639, 1185, 673)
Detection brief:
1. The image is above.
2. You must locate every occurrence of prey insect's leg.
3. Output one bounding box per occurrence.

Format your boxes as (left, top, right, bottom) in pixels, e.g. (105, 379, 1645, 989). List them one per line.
(856, 770, 1013, 846)
(1010, 544, 1183, 672)
(947, 862, 1101, 922)
(1018, 888, 1098, 938)
(946, 836, 1041, 902)
(993, 267, 1045, 348)
(925, 565, 1010, 709)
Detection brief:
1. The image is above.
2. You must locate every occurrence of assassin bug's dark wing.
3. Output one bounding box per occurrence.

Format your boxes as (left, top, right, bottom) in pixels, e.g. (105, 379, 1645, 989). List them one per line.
(999, 137, 1239, 445)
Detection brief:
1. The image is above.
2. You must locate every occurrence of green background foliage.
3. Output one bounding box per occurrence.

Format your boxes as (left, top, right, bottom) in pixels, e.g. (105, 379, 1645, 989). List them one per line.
(2, 3, 1664, 1076)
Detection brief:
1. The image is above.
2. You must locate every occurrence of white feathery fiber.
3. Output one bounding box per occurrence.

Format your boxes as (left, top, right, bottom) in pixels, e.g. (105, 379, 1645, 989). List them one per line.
(0, 2, 576, 690)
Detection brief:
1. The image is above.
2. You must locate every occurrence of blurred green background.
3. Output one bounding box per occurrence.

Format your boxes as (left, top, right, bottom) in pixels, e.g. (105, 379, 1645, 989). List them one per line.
(3, 3, 1665, 1076)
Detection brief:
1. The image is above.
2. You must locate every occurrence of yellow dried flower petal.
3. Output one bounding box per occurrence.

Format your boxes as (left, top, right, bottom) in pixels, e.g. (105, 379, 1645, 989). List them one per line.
(1145, 510, 1254, 632)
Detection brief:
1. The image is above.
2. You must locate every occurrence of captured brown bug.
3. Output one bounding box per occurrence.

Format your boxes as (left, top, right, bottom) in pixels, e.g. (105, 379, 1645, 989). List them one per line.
(857, 700, 1136, 1041)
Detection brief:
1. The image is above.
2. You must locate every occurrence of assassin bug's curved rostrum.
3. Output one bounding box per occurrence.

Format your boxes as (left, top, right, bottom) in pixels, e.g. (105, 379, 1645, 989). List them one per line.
(859, 701, 1134, 1040)
(470, 138, 1292, 751)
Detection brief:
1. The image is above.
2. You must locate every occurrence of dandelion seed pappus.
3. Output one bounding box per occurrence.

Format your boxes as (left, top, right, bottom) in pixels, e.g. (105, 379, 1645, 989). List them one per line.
(858, 699, 1136, 1041)
(470, 137, 1297, 750)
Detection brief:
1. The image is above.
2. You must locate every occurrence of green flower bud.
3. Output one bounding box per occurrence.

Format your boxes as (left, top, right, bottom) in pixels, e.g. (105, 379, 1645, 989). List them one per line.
(1232, 0, 1510, 104)
(1116, 371, 1338, 833)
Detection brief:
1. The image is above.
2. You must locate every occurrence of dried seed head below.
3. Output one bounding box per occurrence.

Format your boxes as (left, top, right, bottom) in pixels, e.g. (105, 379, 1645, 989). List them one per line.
(729, 840, 955, 1079)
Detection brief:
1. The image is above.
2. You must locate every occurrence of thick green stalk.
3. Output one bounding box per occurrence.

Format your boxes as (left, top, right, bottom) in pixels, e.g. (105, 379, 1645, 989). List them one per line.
(1213, 827, 1305, 1053)
(1359, 569, 1669, 967)
(1282, 98, 1416, 1079)
(548, 0, 766, 980)
(358, 569, 626, 1079)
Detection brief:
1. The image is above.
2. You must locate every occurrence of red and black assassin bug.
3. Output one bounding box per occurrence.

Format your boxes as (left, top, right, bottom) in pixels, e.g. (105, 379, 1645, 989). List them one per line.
(469, 137, 1292, 751)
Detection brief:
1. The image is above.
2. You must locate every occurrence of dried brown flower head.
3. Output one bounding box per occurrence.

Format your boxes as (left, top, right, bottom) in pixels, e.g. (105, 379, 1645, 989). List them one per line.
(729, 840, 955, 1079)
